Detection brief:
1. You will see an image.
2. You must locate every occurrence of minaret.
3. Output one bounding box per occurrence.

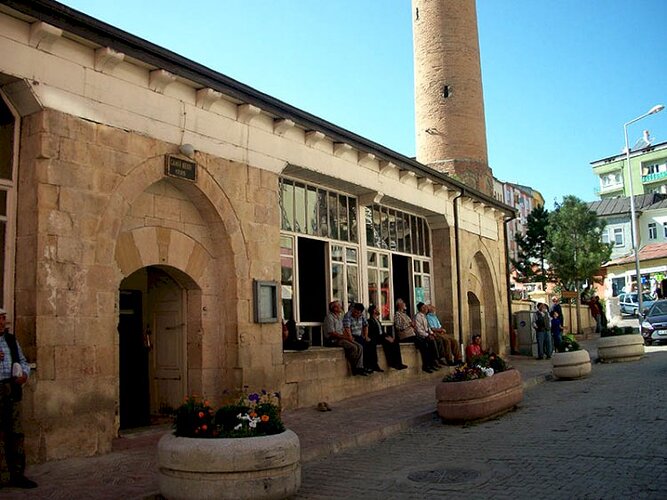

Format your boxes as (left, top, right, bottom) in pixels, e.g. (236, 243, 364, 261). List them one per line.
(412, 0, 493, 195)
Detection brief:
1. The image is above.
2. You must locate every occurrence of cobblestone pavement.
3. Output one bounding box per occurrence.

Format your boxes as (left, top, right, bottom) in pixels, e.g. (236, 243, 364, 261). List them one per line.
(296, 349, 667, 500)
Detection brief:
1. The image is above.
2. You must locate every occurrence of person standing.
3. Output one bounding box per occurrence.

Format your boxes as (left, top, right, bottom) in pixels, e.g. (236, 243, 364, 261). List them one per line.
(0, 309, 37, 489)
(367, 305, 407, 370)
(549, 296, 563, 320)
(323, 301, 366, 376)
(551, 311, 563, 351)
(533, 303, 553, 360)
(589, 296, 602, 333)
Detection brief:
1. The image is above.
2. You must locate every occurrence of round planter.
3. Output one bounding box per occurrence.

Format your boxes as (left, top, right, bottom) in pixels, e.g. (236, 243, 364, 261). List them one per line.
(435, 368, 524, 423)
(552, 350, 591, 380)
(598, 334, 644, 363)
(157, 430, 301, 500)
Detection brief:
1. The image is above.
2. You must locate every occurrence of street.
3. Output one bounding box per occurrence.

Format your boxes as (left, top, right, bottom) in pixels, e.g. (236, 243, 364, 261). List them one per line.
(296, 347, 667, 499)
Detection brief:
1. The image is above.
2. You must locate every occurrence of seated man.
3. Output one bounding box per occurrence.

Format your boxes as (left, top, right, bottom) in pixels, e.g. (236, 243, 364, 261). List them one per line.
(343, 303, 380, 373)
(323, 300, 366, 376)
(367, 304, 407, 370)
(426, 304, 462, 365)
(394, 298, 439, 373)
(414, 302, 447, 367)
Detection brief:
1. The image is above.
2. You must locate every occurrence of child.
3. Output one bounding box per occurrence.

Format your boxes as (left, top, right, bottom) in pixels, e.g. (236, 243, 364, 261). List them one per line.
(551, 311, 563, 351)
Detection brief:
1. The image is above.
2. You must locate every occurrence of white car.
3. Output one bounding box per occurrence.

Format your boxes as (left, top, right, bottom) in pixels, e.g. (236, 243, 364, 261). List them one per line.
(618, 292, 656, 316)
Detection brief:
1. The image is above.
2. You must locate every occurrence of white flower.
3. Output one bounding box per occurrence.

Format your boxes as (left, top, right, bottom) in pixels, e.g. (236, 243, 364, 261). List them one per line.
(482, 367, 495, 377)
(234, 423, 242, 430)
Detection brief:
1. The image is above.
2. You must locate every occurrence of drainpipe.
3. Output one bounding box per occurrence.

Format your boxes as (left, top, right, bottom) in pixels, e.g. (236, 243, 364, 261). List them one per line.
(503, 214, 517, 353)
(453, 189, 464, 349)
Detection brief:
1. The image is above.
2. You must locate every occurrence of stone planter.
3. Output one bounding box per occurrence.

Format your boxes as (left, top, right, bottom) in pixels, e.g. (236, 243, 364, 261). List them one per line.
(157, 430, 301, 500)
(552, 350, 591, 380)
(598, 334, 644, 363)
(435, 369, 524, 423)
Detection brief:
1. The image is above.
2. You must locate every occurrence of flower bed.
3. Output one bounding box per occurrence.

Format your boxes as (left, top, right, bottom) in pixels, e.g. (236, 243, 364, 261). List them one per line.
(552, 335, 591, 379)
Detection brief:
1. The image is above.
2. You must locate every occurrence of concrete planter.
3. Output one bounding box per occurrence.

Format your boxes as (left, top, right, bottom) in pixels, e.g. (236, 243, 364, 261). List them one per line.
(157, 430, 301, 500)
(598, 334, 644, 363)
(552, 350, 591, 380)
(435, 369, 524, 423)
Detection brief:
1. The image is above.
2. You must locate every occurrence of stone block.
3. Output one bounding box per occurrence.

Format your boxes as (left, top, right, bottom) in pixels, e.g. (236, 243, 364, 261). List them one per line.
(36, 315, 74, 347)
(60, 187, 107, 216)
(36, 345, 56, 380)
(38, 183, 59, 209)
(57, 236, 83, 263)
(154, 193, 181, 221)
(54, 345, 97, 379)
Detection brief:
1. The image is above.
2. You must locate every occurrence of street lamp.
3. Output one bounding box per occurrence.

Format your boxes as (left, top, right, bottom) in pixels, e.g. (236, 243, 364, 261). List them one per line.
(624, 104, 665, 315)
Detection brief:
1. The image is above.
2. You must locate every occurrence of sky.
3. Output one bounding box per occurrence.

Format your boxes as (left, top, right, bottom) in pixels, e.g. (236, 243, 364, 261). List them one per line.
(58, 0, 667, 209)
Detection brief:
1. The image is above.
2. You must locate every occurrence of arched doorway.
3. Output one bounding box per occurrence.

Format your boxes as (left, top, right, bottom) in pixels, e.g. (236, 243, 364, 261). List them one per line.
(467, 291, 482, 339)
(118, 265, 200, 429)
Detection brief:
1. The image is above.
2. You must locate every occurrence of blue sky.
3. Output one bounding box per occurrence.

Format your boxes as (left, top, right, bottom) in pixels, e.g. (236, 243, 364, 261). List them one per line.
(59, 0, 667, 208)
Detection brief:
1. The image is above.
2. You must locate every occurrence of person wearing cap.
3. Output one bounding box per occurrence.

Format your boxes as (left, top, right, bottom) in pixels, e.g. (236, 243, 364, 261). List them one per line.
(0, 308, 37, 489)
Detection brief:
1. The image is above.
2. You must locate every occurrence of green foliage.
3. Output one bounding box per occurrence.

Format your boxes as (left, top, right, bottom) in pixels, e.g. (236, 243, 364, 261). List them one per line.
(556, 334, 581, 353)
(442, 353, 511, 382)
(547, 196, 612, 289)
(173, 390, 285, 439)
(511, 205, 553, 287)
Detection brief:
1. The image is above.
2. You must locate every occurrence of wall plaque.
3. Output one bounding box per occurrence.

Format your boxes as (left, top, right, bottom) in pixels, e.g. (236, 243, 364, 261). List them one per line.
(165, 155, 197, 181)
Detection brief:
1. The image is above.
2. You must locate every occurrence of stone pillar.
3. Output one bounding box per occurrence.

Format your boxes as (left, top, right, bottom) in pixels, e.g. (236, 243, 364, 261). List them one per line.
(412, 0, 493, 195)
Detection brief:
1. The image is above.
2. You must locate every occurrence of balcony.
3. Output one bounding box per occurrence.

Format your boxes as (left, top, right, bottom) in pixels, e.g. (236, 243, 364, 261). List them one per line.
(642, 171, 667, 184)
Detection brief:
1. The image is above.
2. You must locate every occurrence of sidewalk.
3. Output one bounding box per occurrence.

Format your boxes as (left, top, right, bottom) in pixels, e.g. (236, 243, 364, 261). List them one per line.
(2, 339, 599, 499)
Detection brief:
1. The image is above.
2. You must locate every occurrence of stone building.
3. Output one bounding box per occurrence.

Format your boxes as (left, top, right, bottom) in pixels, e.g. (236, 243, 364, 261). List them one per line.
(0, 0, 513, 462)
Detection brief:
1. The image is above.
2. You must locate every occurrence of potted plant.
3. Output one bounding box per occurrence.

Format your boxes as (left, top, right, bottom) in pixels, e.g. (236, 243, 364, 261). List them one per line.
(435, 353, 523, 423)
(552, 335, 591, 379)
(598, 326, 644, 363)
(157, 390, 301, 500)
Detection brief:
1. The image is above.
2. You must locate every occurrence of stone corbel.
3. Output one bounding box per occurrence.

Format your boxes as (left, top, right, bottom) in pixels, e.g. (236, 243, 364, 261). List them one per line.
(30, 22, 62, 51)
(357, 191, 384, 207)
(418, 178, 434, 191)
(357, 152, 376, 166)
(196, 88, 223, 111)
(433, 183, 448, 196)
(274, 118, 295, 136)
(333, 142, 353, 157)
(426, 214, 449, 230)
(236, 103, 261, 123)
(94, 47, 125, 73)
(305, 131, 326, 147)
(379, 161, 397, 175)
(399, 170, 416, 183)
(149, 69, 176, 93)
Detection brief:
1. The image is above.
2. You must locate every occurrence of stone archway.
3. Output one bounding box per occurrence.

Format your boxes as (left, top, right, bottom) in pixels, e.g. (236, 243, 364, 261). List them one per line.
(465, 249, 499, 352)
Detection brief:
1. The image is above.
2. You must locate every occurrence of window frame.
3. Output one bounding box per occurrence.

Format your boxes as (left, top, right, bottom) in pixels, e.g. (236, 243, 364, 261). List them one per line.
(0, 92, 17, 315)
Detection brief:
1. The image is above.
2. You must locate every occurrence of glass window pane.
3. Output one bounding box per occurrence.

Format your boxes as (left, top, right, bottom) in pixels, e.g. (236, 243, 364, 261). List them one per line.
(424, 218, 431, 256)
(0, 190, 7, 217)
(380, 270, 391, 321)
(368, 268, 379, 310)
(331, 263, 344, 301)
(389, 210, 397, 251)
(365, 206, 375, 246)
(346, 247, 357, 264)
(404, 213, 412, 254)
(380, 253, 389, 268)
(318, 190, 329, 237)
(414, 275, 422, 288)
(396, 211, 405, 253)
(328, 192, 339, 240)
(338, 195, 348, 241)
(349, 198, 358, 243)
(413, 216, 423, 255)
(381, 207, 390, 250)
(294, 183, 306, 233)
(423, 261, 430, 274)
(346, 265, 359, 304)
(331, 245, 343, 261)
(414, 260, 421, 272)
(306, 186, 318, 235)
(280, 180, 294, 231)
(423, 275, 431, 304)
(368, 251, 377, 267)
(373, 205, 383, 248)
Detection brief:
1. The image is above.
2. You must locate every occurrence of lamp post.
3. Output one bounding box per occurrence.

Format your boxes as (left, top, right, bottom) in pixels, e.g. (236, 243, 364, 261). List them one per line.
(624, 104, 665, 315)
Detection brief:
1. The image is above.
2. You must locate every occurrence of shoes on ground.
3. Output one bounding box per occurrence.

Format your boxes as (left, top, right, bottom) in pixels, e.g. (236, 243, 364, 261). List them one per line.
(422, 367, 434, 373)
(364, 368, 374, 375)
(9, 476, 37, 489)
(353, 368, 368, 376)
(372, 366, 385, 372)
(397, 364, 408, 370)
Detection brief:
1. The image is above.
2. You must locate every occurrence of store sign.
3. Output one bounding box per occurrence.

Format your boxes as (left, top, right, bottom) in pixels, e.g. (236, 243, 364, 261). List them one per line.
(165, 155, 197, 181)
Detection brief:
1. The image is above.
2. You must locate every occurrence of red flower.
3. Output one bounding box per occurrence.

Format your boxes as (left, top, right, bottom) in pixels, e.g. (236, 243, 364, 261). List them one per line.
(198, 411, 205, 418)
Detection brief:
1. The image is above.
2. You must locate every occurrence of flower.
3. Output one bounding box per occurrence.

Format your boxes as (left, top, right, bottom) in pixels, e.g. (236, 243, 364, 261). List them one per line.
(173, 389, 284, 439)
(442, 353, 510, 383)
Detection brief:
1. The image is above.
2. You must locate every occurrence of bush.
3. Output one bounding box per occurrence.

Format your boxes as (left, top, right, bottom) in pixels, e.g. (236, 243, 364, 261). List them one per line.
(556, 334, 580, 353)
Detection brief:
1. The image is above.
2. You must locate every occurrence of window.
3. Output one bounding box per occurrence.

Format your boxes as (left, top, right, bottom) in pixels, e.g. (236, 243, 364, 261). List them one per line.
(663, 222, 667, 238)
(367, 251, 391, 321)
(601, 229, 609, 244)
(280, 177, 358, 243)
(330, 244, 359, 307)
(0, 94, 16, 311)
(613, 228, 624, 246)
(280, 236, 294, 321)
(365, 205, 431, 257)
(413, 259, 432, 305)
(649, 222, 657, 240)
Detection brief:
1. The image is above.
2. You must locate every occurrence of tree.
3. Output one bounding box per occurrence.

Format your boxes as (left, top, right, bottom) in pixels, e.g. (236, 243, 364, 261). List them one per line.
(511, 205, 553, 288)
(547, 196, 612, 290)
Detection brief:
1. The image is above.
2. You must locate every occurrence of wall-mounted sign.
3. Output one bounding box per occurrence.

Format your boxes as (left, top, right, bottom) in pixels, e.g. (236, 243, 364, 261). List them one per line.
(165, 155, 197, 181)
(253, 280, 278, 323)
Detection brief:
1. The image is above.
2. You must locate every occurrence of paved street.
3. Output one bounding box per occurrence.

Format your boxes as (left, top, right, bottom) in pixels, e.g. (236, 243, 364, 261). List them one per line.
(296, 348, 667, 499)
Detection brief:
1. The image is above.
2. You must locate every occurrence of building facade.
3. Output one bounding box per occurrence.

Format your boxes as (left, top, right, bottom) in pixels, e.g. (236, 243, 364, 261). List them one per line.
(0, 0, 513, 462)
(592, 141, 667, 199)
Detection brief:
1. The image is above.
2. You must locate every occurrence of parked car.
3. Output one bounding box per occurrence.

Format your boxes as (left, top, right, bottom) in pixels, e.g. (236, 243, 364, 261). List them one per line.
(641, 300, 667, 345)
(618, 292, 656, 316)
